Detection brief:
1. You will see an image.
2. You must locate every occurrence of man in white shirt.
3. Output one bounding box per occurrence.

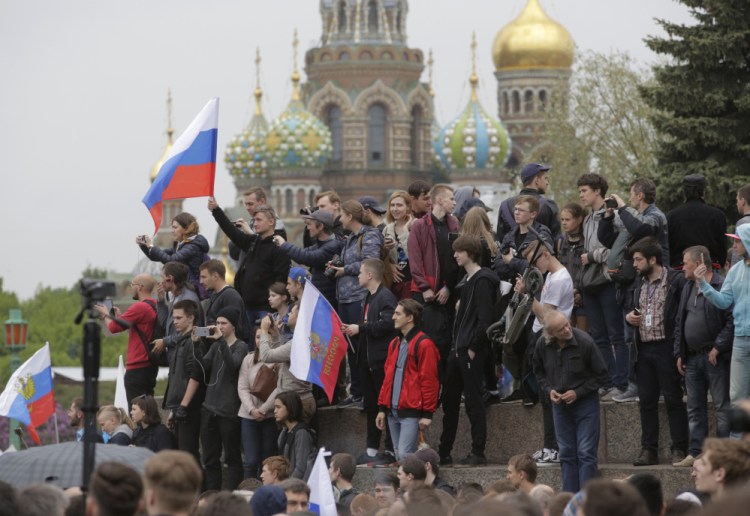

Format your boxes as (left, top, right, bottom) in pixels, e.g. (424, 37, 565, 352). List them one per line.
(517, 239, 574, 465)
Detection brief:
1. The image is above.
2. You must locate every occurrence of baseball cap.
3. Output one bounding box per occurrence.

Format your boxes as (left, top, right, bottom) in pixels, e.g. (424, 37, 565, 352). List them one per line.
(302, 209, 335, 228)
(726, 232, 741, 240)
(359, 196, 387, 215)
(288, 267, 308, 285)
(414, 447, 441, 467)
(520, 163, 551, 184)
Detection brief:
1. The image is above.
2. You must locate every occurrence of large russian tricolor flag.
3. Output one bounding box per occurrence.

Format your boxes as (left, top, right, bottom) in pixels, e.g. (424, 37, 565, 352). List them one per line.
(0, 343, 55, 444)
(142, 98, 219, 233)
(290, 283, 349, 402)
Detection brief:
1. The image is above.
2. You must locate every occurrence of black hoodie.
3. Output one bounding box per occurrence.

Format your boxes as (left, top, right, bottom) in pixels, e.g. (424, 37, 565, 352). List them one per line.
(452, 267, 500, 353)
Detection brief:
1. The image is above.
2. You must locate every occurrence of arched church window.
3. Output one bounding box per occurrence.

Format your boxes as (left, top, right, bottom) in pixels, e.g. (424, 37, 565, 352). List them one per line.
(339, 51, 350, 61)
(410, 106, 422, 166)
(368, 0, 378, 33)
(396, 9, 402, 34)
(502, 91, 509, 115)
(512, 91, 521, 114)
(297, 189, 306, 212)
(524, 90, 534, 113)
(539, 90, 547, 111)
(368, 104, 386, 166)
(285, 188, 294, 216)
(338, 1, 347, 32)
(326, 105, 343, 163)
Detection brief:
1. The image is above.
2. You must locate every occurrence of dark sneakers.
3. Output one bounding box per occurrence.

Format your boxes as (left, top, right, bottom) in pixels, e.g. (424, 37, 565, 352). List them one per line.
(440, 455, 453, 467)
(455, 453, 487, 467)
(633, 448, 658, 466)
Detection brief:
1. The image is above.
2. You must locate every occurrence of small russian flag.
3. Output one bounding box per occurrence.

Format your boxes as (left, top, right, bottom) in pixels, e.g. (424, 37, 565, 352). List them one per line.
(142, 98, 219, 233)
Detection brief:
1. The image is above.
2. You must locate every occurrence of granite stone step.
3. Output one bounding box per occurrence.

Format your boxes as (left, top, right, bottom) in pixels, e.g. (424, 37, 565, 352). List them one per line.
(318, 398, 709, 465)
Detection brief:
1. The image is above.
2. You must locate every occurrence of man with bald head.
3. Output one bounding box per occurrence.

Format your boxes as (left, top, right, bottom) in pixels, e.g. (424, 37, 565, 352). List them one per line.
(95, 273, 159, 403)
(533, 309, 609, 493)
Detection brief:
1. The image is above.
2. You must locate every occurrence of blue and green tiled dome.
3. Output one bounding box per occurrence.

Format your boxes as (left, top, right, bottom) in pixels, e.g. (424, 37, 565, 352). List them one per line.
(436, 75, 511, 171)
(225, 98, 269, 178)
(265, 73, 332, 169)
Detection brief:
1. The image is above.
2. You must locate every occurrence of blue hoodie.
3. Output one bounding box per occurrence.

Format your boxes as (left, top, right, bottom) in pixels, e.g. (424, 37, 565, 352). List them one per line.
(700, 224, 750, 336)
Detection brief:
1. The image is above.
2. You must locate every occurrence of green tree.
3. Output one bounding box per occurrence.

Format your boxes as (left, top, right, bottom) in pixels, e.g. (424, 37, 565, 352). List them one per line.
(641, 0, 750, 217)
(538, 50, 658, 205)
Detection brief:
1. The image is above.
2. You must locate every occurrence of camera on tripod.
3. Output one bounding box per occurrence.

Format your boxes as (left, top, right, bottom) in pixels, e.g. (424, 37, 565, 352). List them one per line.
(79, 278, 117, 310)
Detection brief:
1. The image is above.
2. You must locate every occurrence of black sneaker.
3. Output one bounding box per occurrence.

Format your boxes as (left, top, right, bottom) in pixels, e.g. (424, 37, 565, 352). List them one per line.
(633, 448, 658, 466)
(500, 390, 524, 404)
(439, 454, 453, 467)
(483, 391, 501, 406)
(456, 453, 487, 467)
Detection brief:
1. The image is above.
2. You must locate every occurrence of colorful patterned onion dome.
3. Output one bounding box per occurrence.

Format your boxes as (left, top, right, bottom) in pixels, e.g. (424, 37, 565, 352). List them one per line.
(436, 71, 511, 171)
(225, 50, 270, 178)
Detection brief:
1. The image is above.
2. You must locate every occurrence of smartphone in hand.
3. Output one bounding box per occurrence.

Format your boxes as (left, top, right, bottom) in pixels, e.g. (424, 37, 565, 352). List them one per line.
(194, 326, 212, 337)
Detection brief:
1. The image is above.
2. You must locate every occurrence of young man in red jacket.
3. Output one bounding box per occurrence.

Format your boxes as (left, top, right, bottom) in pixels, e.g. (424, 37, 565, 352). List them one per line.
(376, 299, 440, 460)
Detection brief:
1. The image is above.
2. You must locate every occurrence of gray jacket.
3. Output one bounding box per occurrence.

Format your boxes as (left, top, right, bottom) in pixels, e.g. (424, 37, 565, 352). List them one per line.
(336, 225, 383, 304)
(200, 338, 248, 418)
(258, 332, 313, 400)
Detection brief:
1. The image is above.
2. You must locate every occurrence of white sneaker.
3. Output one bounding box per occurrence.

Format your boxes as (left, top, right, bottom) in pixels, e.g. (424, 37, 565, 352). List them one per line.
(613, 384, 639, 403)
(536, 448, 557, 466)
(544, 449, 560, 464)
(531, 449, 545, 462)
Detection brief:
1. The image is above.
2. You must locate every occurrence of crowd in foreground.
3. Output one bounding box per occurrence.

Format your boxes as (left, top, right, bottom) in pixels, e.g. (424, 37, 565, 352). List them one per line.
(5, 443, 750, 516)
(50, 163, 750, 509)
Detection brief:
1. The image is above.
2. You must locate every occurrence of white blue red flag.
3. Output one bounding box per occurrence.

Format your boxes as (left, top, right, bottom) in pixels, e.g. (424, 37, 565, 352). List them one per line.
(290, 282, 349, 402)
(308, 448, 336, 516)
(0, 343, 55, 444)
(142, 98, 219, 233)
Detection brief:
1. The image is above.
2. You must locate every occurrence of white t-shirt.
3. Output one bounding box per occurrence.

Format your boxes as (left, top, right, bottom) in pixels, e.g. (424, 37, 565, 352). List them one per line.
(532, 267, 574, 333)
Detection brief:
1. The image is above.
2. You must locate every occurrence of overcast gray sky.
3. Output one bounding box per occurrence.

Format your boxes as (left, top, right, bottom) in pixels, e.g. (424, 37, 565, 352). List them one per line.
(0, 0, 694, 299)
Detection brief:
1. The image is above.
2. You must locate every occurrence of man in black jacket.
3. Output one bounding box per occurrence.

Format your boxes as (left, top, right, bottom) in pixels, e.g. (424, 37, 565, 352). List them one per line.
(667, 175, 727, 268)
(209, 197, 290, 327)
(625, 237, 689, 467)
(342, 258, 398, 466)
(496, 163, 561, 242)
(162, 299, 204, 465)
(199, 259, 248, 340)
(198, 306, 248, 491)
(439, 235, 498, 466)
(673, 245, 733, 467)
(274, 209, 342, 308)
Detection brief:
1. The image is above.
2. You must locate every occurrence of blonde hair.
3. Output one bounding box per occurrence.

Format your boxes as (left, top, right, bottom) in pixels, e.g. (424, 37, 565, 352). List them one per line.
(385, 190, 412, 224)
(461, 207, 498, 257)
(144, 451, 203, 513)
(98, 404, 135, 430)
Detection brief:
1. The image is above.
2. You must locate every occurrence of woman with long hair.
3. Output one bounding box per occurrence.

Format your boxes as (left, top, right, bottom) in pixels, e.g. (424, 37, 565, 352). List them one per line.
(327, 200, 383, 406)
(558, 202, 587, 331)
(137, 212, 210, 298)
(275, 390, 316, 481)
(460, 206, 499, 268)
(97, 405, 135, 446)
(238, 327, 279, 479)
(130, 395, 174, 452)
(383, 190, 413, 300)
(268, 282, 292, 339)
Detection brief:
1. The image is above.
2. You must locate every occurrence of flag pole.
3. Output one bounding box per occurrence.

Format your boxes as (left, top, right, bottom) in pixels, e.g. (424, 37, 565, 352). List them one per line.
(54, 412, 60, 444)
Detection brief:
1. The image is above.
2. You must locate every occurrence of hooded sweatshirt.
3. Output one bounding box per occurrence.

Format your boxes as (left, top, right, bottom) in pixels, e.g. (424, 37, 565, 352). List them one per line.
(700, 224, 750, 336)
(452, 267, 500, 353)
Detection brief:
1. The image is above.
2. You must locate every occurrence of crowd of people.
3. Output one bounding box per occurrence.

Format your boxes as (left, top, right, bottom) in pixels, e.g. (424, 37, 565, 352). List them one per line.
(47, 163, 750, 514)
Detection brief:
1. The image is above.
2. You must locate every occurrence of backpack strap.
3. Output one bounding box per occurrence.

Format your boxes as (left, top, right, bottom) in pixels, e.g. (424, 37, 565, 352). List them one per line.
(133, 300, 158, 360)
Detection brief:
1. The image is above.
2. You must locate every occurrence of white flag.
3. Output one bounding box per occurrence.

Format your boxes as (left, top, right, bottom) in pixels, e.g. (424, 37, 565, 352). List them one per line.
(308, 448, 336, 516)
(114, 355, 128, 412)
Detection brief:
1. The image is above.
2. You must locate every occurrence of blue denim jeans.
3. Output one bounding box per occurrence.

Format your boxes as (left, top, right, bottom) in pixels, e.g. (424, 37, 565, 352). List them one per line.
(338, 301, 363, 398)
(583, 283, 628, 390)
(240, 417, 279, 479)
(685, 351, 731, 456)
(730, 336, 750, 439)
(387, 413, 420, 461)
(552, 392, 600, 493)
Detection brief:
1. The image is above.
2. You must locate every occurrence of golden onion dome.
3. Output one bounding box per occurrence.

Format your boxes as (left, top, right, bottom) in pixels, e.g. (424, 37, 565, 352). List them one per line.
(221, 245, 236, 287)
(150, 90, 175, 183)
(492, 0, 574, 71)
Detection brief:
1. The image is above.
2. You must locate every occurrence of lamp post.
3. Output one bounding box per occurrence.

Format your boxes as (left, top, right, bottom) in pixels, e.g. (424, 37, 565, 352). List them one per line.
(4, 309, 29, 449)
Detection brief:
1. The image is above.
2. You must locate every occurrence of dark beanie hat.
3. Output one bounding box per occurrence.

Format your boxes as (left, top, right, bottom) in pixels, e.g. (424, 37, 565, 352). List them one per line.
(216, 307, 240, 328)
(249, 485, 287, 516)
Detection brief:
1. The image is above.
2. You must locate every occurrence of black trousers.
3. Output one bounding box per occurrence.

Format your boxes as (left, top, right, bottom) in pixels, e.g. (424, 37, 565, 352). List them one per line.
(175, 408, 201, 466)
(359, 361, 393, 451)
(439, 349, 487, 457)
(124, 365, 157, 405)
(201, 408, 243, 491)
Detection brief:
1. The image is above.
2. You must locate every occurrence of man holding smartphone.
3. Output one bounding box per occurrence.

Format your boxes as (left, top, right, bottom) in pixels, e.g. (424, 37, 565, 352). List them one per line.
(95, 273, 158, 404)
